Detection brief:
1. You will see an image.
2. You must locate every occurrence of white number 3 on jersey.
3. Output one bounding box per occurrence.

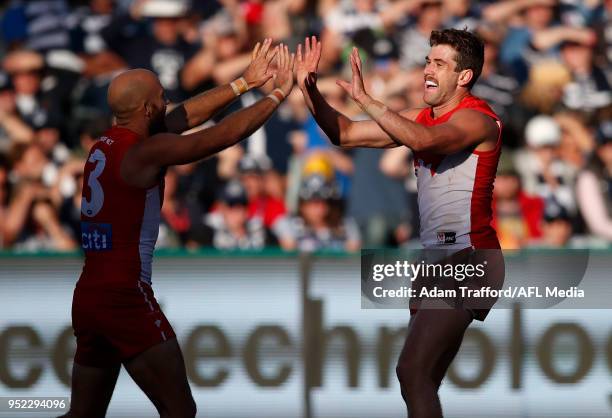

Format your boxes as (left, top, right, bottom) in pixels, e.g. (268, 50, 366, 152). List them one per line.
(81, 149, 106, 217)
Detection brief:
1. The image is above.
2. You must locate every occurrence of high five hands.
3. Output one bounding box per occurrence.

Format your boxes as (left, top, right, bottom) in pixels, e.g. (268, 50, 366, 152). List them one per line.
(273, 43, 296, 97)
(336, 47, 372, 108)
(242, 38, 296, 97)
(242, 37, 370, 106)
(242, 38, 278, 90)
(295, 37, 373, 109)
(296, 36, 322, 90)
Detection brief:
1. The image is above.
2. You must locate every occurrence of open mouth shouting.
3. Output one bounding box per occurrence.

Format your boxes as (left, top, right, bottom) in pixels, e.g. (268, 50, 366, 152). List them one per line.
(425, 79, 439, 91)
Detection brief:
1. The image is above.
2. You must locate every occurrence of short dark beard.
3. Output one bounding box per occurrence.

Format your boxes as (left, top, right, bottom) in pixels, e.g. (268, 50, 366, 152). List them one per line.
(149, 112, 168, 136)
(164, 104, 189, 134)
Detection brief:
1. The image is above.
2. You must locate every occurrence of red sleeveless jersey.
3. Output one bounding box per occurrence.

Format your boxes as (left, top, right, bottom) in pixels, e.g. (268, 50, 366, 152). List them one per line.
(78, 126, 163, 288)
(413, 95, 502, 249)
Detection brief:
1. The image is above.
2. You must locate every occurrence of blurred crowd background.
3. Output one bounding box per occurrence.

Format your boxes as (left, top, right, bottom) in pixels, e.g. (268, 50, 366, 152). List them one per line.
(0, 0, 610, 252)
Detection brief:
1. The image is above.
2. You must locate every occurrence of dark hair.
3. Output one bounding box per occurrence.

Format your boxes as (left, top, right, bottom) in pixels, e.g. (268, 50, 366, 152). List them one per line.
(79, 117, 111, 139)
(429, 28, 484, 89)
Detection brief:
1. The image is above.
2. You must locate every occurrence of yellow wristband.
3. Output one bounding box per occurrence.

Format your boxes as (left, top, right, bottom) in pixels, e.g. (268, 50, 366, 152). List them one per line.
(230, 77, 249, 96)
(365, 100, 388, 120)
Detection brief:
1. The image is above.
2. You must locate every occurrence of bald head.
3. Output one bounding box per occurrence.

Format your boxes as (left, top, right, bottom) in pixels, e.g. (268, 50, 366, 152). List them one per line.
(107, 69, 164, 122)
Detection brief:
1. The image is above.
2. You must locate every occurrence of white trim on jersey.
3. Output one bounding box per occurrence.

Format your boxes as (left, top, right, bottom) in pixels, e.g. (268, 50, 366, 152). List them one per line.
(139, 186, 161, 284)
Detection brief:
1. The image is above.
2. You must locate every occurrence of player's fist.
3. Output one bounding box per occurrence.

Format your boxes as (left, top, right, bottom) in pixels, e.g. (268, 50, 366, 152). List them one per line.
(274, 43, 296, 97)
(296, 36, 322, 90)
(243, 38, 278, 89)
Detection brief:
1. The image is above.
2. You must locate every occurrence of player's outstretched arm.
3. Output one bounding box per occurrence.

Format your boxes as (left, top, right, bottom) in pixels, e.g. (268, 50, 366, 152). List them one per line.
(338, 47, 497, 154)
(296, 36, 400, 149)
(164, 38, 278, 134)
(122, 44, 295, 188)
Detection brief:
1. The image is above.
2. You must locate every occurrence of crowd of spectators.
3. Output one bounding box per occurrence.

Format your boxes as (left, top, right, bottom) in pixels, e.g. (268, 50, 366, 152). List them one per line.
(0, 0, 610, 252)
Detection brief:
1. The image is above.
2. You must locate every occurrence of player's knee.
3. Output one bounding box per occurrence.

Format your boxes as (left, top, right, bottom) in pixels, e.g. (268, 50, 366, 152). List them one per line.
(396, 356, 429, 391)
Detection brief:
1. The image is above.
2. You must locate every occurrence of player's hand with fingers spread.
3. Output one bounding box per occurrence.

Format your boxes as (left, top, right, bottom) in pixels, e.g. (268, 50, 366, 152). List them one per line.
(296, 36, 322, 90)
(273, 43, 296, 98)
(336, 47, 372, 108)
(242, 38, 278, 89)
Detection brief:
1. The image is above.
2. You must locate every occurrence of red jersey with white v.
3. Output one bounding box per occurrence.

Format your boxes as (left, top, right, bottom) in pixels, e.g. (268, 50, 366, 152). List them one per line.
(413, 95, 501, 249)
(79, 126, 163, 287)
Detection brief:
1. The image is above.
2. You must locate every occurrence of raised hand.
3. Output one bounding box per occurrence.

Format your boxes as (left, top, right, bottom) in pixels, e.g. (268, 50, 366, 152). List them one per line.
(296, 36, 322, 89)
(336, 47, 370, 107)
(242, 38, 279, 89)
(274, 43, 296, 97)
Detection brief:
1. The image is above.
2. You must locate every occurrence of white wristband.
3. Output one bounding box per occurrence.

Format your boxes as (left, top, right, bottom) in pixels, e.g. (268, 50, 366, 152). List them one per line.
(230, 77, 249, 96)
(267, 88, 285, 105)
(267, 94, 280, 105)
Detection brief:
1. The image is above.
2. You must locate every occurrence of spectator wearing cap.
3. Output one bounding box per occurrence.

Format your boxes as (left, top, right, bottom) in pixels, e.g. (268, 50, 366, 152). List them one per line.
(101, 0, 207, 102)
(492, 165, 544, 249)
(287, 147, 353, 206)
(202, 180, 272, 250)
(286, 174, 361, 252)
(576, 121, 612, 242)
(514, 115, 578, 218)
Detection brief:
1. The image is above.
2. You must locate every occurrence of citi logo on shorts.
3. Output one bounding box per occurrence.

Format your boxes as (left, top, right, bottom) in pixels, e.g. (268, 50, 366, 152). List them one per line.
(81, 222, 112, 251)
